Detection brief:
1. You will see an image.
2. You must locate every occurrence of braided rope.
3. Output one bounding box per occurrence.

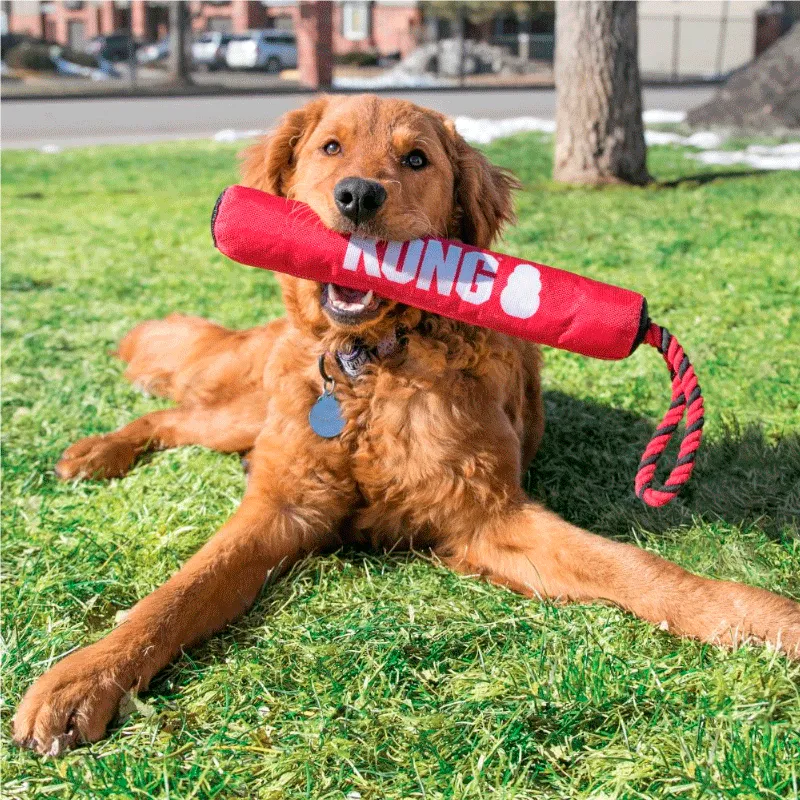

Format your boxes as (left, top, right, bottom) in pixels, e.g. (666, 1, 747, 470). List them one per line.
(635, 322, 705, 507)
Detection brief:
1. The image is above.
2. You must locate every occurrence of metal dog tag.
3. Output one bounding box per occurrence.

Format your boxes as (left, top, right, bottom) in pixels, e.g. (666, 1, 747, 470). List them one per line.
(309, 390, 346, 438)
(310, 353, 346, 438)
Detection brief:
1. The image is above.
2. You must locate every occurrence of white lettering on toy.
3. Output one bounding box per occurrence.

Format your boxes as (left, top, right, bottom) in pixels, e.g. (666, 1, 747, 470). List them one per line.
(416, 240, 463, 296)
(381, 239, 422, 284)
(500, 263, 542, 319)
(456, 251, 499, 305)
(342, 237, 541, 319)
(343, 237, 382, 277)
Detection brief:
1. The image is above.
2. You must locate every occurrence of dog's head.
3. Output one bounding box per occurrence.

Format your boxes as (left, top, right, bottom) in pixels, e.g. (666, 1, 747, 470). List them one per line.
(241, 94, 518, 343)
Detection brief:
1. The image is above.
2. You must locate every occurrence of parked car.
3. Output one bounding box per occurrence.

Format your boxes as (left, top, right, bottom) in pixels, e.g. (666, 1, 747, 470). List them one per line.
(85, 32, 138, 62)
(192, 31, 232, 71)
(225, 30, 297, 72)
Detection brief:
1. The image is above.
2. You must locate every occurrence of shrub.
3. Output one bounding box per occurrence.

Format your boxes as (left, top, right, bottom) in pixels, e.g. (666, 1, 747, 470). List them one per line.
(335, 50, 380, 67)
(1, 32, 33, 60)
(5, 42, 57, 72)
(5, 41, 101, 72)
(60, 47, 100, 68)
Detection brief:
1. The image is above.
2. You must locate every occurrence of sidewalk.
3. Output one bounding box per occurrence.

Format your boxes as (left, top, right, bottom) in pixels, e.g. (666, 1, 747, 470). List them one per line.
(2, 63, 568, 101)
(1, 66, 303, 100)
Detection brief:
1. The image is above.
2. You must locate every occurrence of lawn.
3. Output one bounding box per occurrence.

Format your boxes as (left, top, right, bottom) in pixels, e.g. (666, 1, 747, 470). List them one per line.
(2, 133, 799, 800)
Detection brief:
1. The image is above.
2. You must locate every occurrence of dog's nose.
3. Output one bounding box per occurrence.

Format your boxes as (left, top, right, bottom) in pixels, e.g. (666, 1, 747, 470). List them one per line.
(334, 177, 387, 224)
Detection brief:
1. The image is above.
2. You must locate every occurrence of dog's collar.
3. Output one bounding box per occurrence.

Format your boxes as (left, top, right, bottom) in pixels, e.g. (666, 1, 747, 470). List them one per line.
(334, 329, 400, 380)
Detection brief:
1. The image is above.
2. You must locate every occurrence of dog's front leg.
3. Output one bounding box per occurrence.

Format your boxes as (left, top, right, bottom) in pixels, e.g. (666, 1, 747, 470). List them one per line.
(55, 392, 268, 480)
(440, 494, 800, 658)
(13, 445, 351, 756)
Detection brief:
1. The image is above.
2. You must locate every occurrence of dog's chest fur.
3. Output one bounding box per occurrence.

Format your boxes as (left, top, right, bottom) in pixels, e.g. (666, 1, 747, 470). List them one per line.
(261, 324, 533, 548)
(338, 333, 528, 545)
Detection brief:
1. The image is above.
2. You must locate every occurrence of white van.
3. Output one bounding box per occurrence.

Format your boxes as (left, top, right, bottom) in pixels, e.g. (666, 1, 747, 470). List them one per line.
(225, 30, 298, 72)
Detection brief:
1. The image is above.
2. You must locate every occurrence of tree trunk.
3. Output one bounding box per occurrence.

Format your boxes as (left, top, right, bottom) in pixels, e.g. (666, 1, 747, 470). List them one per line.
(554, 1, 650, 185)
(455, 3, 466, 87)
(167, 1, 193, 87)
(297, 1, 333, 90)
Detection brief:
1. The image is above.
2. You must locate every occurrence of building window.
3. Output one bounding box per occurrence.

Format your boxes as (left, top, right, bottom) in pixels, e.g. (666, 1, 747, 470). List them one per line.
(208, 16, 233, 33)
(342, 1, 370, 42)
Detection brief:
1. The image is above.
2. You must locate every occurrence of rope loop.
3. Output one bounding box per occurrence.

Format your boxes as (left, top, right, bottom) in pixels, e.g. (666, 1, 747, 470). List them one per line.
(635, 323, 705, 507)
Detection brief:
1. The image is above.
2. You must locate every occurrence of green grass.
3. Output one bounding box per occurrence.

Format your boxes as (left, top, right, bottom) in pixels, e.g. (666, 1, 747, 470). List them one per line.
(2, 135, 799, 800)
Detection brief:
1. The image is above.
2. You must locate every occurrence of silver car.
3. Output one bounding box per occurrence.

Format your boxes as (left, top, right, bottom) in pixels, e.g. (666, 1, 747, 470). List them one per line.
(225, 30, 298, 72)
(192, 32, 232, 71)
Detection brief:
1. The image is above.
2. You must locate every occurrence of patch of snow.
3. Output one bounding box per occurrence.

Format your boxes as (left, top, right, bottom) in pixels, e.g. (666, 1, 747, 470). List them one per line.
(455, 116, 727, 149)
(455, 116, 726, 149)
(399, 37, 539, 79)
(39, 144, 62, 154)
(212, 128, 265, 143)
(332, 69, 453, 90)
(748, 142, 800, 156)
(454, 116, 555, 144)
(691, 142, 800, 170)
(643, 109, 687, 124)
(644, 130, 686, 146)
(645, 129, 724, 148)
(684, 131, 724, 149)
(54, 56, 118, 81)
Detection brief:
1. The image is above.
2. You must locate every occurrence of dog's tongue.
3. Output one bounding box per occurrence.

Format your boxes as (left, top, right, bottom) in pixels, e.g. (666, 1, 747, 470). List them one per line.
(333, 285, 369, 303)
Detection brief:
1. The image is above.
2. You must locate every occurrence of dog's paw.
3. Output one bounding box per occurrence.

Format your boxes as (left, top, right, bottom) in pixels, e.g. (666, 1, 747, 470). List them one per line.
(777, 620, 800, 660)
(12, 645, 129, 756)
(55, 435, 137, 480)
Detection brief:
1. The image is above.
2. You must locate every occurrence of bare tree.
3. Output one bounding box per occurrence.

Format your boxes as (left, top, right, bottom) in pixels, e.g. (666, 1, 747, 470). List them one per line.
(554, 1, 650, 185)
(167, 1, 193, 87)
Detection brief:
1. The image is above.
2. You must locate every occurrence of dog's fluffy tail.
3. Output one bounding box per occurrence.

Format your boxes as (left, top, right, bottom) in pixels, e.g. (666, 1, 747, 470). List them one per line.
(115, 313, 230, 403)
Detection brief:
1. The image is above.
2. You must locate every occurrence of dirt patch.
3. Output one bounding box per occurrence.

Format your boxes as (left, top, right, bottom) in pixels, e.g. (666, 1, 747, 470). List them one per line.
(687, 24, 800, 132)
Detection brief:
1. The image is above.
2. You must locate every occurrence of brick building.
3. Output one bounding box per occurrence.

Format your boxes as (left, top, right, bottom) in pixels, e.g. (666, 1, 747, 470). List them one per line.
(3, 1, 424, 58)
(4, 1, 789, 80)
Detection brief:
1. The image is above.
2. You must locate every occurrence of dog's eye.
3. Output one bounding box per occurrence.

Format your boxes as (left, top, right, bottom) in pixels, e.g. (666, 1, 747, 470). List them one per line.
(323, 140, 341, 156)
(402, 149, 428, 170)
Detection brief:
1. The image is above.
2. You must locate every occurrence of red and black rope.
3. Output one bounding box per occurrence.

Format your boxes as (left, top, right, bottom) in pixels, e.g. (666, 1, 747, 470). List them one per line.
(635, 322, 705, 507)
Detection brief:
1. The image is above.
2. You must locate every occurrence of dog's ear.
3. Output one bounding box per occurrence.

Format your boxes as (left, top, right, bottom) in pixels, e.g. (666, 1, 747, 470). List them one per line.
(240, 97, 328, 196)
(443, 119, 520, 249)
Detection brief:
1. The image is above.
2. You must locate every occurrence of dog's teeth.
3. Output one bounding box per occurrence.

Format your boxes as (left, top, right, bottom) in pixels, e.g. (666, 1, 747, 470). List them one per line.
(331, 297, 363, 311)
(328, 285, 374, 313)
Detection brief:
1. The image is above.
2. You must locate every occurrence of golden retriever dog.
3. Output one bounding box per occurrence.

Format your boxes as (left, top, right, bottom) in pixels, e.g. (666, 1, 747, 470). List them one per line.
(13, 95, 800, 756)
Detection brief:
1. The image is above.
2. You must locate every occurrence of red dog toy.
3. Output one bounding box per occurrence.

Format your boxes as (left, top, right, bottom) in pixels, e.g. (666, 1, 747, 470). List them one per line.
(212, 185, 704, 508)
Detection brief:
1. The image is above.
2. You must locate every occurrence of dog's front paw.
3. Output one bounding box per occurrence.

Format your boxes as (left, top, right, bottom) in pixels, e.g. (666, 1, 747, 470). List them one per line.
(56, 435, 137, 480)
(776, 619, 800, 660)
(12, 644, 130, 756)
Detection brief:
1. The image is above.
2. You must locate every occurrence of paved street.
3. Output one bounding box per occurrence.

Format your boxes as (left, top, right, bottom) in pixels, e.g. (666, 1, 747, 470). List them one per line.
(2, 86, 716, 150)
